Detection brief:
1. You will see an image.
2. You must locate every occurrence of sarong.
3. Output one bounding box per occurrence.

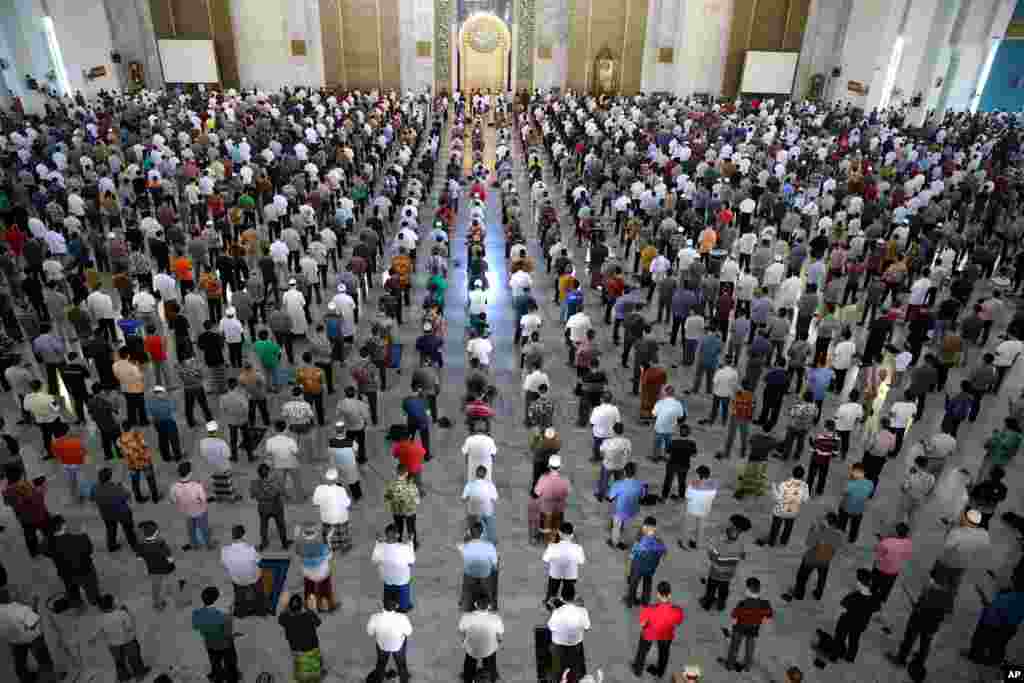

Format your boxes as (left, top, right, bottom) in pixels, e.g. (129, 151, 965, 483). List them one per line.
(212, 470, 236, 500)
(209, 364, 227, 394)
(293, 648, 322, 683)
(322, 521, 352, 553)
(258, 557, 291, 612)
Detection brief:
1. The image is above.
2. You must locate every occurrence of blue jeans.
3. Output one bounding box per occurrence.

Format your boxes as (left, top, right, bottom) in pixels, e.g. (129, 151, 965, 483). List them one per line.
(187, 512, 211, 548)
(384, 581, 413, 611)
(479, 514, 497, 545)
(595, 465, 615, 499)
(653, 432, 672, 459)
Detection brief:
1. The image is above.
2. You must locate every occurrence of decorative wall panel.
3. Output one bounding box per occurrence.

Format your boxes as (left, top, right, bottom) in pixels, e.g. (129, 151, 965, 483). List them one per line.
(435, 0, 453, 90)
(516, 0, 536, 89)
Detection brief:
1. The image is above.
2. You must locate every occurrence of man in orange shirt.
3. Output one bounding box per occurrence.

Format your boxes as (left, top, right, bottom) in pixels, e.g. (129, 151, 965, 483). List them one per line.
(143, 326, 168, 386)
(391, 248, 413, 307)
(698, 226, 718, 267)
(52, 423, 87, 503)
(173, 252, 194, 296)
(198, 269, 224, 322)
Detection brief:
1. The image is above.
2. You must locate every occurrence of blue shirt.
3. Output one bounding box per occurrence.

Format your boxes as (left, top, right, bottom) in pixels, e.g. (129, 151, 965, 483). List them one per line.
(842, 479, 875, 515)
(630, 534, 667, 576)
(462, 539, 498, 578)
(608, 478, 645, 520)
(698, 334, 723, 368)
(981, 590, 1024, 626)
(402, 397, 430, 427)
(806, 367, 834, 401)
(764, 367, 788, 389)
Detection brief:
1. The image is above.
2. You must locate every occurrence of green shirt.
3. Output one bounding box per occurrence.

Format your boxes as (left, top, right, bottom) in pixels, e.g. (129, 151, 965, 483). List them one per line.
(253, 339, 282, 369)
(192, 607, 233, 650)
(238, 194, 256, 210)
(987, 430, 1022, 465)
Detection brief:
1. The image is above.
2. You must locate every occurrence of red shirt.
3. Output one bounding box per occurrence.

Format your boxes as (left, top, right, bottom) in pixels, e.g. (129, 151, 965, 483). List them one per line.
(639, 602, 685, 641)
(392, 440, 426, 474)
(144, 335, 167, 362)
(52, 435, 86, 466)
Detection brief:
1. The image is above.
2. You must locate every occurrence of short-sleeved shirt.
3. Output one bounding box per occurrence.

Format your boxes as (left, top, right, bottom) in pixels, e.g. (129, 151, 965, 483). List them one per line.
(608, 478, 645, 520)
(639, 603, 685, 641)
(732, 597, 773, 633)
(392, 440, 426, 474)
(842, 478, 875, 515)
(278, 610, 321, 653)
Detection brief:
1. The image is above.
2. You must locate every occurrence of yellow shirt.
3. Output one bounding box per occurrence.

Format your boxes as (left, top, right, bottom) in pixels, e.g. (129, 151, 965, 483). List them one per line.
(699, 228, 718, 254)
(640, 245, 658, 271)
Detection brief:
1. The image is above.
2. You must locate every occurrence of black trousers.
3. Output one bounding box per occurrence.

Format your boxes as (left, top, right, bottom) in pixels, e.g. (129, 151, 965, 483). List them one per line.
(807, 460, 830, 496)
(348, 428, 368, 463)
(20, 520, 54, 558)
(109, 638, 146, 681)
(306, 392, 325, 425)
(373, 643, 410, 683)
(836, 508, 863, 543)
(968, 621, 1018, 665)
(361, 391, 380, 425)
(462, 653, 497, 683)
(700, 577, 729, 610)
(227, 342, 243, 368)
(258, 510, 288, 548)
(184, 389, 214, 427)
(10, 635, 54, 683)
(63, 570, 102, 607)
(831, 615, 866, 662)
(896, 611, 939, 666)
(393, 515, 417, 542)
(758, 394, 783, 430)
(124, 392, 149, 427)
(103, 514, 138, 551)
(793, 560, 829, 599)
(248, 398, 270, 426)
(546, 577, 576, 602)
(767, 515, 796, 546)
(661, 463, 688, 499)
(207, 645, 241, 683)
(550, 643, 586, 680)
(633, 639, 671, 676)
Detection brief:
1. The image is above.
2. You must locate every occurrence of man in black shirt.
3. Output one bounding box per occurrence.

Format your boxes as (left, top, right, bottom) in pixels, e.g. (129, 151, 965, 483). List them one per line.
(277, 592, 322, 658)
(968, 466, 1008, 529)
(886, 576, 955, 673)
(49, 515, 103, 608)
(60, 352, 92, 424)
(827, 568, 878, 663)
(661, 419, 694, 501)
(197, 321, 226, 368)
(82, 333, 116, 389)
(578, 360, 608, 428)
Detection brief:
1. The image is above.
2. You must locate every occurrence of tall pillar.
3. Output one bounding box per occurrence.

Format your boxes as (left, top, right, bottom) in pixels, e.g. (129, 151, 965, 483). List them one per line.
(940, 0, 1016, 112)
(834, 0, 908, 109)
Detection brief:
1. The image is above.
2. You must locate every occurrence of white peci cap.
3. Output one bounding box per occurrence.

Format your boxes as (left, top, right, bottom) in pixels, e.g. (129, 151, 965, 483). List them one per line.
(548, 455, 561, 469)
(206, 421, 219, 432)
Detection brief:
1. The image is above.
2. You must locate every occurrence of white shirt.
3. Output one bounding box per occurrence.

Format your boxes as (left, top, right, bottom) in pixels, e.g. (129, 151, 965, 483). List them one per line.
(909, 277, 932, 306)
(509, 271, 532, 296)
(220, 317, 244, 343)
(462, 478, 499, 516)
(463, 434, 498, 481)
(266, 433, 300, 469)
(520, 313, 543, 337)
(995, 339, 1024, 367)
(835, 402, 864, 432)
(685, 482, 718, 517)
(890, 401, 917, 429)
(154, 272, 179, 302)
(220, 542, 261, 585)
(459, 610, 504, 659)
(590, 403, 621, 438)
(366, 611, 413, 652)
(132, 291, 157, 314)
(565, 313, 591, 343)
(86, 290, 115, 319)
(831, 340, 857, 370)
(542, 539, 586, 580)
(467, 338, 494, 366)
(548, 604, 590, 646)
(371, 541, 415, 585)
(312, 483, 351, 524)
(468, 289, 489, 315)
(712, 367, 739, 398)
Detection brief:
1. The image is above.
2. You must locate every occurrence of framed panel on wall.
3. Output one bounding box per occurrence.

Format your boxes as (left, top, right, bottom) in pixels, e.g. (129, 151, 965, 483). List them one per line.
(417, 41, 432, 58)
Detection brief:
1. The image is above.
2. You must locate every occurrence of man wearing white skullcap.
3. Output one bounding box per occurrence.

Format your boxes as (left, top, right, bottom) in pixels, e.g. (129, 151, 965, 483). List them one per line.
(313, 467, 352, 553)
(932, 507, 991, 593)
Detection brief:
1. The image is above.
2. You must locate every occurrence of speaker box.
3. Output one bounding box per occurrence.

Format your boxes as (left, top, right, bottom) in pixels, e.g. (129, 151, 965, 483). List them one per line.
(111, 51, 122, 64)
(831, 67, 841, 78)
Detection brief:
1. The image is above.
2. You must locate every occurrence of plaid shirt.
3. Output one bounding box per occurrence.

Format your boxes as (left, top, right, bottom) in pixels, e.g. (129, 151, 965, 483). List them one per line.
(528, 396, 555, 429)
(384, 477, 420, 516)
(118, 430, 152, 470)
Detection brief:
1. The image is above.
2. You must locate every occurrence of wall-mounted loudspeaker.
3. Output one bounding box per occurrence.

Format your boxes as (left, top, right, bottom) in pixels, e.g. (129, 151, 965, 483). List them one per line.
(111, 52, 122, 64)
(831, 67, 841, 78)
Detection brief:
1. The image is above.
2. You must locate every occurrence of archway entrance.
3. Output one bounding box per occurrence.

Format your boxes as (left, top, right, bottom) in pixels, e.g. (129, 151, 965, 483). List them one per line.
(459, 12, 511, 93)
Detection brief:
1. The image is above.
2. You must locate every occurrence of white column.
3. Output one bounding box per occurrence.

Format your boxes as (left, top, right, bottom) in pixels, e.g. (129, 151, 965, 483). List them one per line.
(676, 0, 734, 97)
(940, 0, 1016, 112)
(835, 0, 909, 110)
(795, 0, 852, 100)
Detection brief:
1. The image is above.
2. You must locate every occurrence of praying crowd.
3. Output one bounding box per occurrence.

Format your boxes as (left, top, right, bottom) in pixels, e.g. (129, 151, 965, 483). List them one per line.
(0, 82, 1020, 683)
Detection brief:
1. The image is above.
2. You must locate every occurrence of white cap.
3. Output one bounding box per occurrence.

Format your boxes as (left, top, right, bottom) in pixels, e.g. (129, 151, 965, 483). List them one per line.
(327, 301, 337, 310)
(153, 385, 166, 393)
(965, 509, 982, 525)
(548, 455, 562, 469)
(225, 307, 236, 317)
(474, 279, 482, 286)
(337, 284, 347, 293)
(325, 468, 339, 481)
(423, 322, 433, 332)
(288, 278, 297, 285)
(107, 232, 116, 238)
(206, 421, 219, 432)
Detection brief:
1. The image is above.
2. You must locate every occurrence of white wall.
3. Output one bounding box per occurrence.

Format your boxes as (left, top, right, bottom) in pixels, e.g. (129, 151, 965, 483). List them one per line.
(796, 0, 851, 100)
(48, 0, 121, 96)
(230, 0, 324, 91)
(399, 0, 434, 93)
(941, 0, 1016, 112)
(102, 0, 165, 90)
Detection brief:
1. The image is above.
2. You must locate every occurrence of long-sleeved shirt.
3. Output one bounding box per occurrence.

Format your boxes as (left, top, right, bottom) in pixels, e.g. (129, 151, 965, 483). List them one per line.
(707, 535, 746, 582)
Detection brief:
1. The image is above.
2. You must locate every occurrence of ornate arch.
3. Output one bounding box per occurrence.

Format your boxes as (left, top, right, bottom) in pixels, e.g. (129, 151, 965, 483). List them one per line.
(459, 12, 512, 92)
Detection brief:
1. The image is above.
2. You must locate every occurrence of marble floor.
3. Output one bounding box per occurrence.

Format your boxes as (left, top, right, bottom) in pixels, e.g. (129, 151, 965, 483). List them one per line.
(0, 122, 1021, 683)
